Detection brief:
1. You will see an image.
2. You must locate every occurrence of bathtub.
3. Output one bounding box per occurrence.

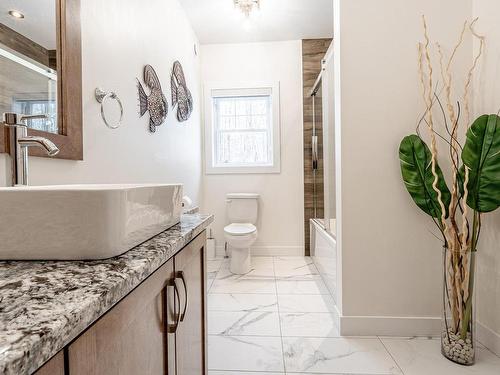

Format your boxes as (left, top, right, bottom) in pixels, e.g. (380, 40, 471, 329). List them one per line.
(310, 218, 338, 305)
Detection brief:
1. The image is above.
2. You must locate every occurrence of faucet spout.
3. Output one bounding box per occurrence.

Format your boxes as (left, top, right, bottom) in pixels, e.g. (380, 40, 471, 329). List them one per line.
(18, 136, 60, 156)
(2, 112, 60, 186)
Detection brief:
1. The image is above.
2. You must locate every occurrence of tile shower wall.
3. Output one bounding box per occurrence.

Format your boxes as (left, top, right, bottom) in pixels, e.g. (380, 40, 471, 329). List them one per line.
(302, 39, 332, 255)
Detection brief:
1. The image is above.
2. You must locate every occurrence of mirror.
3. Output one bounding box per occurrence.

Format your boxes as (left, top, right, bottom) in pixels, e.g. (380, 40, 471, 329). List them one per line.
(0, 1, 58, 133)
(0, 0, 82, 160)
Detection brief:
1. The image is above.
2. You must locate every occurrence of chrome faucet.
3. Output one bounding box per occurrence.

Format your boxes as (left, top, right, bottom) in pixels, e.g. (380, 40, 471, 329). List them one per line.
(2, 112, 60, 186)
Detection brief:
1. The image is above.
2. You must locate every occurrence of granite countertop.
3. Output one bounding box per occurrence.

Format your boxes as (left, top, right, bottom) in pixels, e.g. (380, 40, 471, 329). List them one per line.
(0, 213, 213, 375)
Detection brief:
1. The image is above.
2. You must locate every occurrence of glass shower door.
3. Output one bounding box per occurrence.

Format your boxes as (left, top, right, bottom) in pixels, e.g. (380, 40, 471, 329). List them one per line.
(310, 52, 335, 237)
(309, 42, 338, 307)
(321, 53, 336, 237)
(311, 83, 324, 221)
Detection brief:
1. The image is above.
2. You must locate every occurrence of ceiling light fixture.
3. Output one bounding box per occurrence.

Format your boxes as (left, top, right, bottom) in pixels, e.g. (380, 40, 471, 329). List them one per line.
(234, 0, 260, 18)
(8, 10, 25, 19)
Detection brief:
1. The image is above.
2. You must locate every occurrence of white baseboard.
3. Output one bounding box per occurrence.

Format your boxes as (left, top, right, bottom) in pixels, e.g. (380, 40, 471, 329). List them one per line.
(332, 304, 341, 331)
(252, 246, 305, 256)
(337, 315, 500, 354)
(477, 321, 500, 357)
(339, 314, 442, 337)
(215, 245, 304, 257)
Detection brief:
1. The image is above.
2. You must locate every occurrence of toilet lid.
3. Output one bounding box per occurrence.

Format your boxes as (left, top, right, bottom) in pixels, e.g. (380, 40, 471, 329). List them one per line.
(224, 223, 257, 236)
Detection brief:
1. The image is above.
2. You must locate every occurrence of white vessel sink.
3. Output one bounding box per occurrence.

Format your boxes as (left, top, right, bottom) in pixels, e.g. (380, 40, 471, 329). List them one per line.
(0, 184, 183, 260)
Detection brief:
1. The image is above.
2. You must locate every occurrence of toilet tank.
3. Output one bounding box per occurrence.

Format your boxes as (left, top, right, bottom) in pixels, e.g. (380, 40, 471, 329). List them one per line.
(226, 193, 259, 224)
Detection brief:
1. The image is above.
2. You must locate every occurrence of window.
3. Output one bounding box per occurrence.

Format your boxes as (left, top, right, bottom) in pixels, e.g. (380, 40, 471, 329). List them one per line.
(13, 99, 57, 133)
(204, 83, 281, 174)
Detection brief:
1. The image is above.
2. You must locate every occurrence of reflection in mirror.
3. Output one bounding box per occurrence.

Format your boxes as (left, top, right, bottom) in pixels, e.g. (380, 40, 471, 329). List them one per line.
(0, 0, 58, 134)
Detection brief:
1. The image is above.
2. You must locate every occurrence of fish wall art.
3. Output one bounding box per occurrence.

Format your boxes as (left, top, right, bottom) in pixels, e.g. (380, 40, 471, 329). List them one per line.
(171, 61, 193, 122)
(137, 65, 168, 133)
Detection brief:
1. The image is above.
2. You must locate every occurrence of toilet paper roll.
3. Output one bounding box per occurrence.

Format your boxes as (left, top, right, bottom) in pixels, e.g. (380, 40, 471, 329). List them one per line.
(182, 195, 193, 209)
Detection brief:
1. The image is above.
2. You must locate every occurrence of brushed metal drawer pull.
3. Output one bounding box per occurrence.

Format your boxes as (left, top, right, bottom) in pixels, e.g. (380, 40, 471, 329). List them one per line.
(176, 271, 188, 322)
(166, 278, 181, 333)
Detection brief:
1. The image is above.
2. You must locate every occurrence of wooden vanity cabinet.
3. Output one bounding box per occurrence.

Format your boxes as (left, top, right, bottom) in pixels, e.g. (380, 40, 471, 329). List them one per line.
(33, 351, 64, 375)
(68, 258, 175, 375)
(65, 231, 207, 375)
(172, 232, 207, 375)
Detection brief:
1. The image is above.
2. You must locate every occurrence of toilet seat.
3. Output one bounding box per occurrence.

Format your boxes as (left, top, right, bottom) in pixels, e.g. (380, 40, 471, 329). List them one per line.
(224, 223, 257, 236)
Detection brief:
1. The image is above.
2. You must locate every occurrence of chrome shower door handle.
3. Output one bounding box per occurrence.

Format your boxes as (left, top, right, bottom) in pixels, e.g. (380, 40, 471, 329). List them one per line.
(312, 135, 318, 170)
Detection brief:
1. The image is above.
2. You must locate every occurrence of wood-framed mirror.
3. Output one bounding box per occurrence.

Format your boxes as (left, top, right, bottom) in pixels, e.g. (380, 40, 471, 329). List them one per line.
(0, 0, 82, 160)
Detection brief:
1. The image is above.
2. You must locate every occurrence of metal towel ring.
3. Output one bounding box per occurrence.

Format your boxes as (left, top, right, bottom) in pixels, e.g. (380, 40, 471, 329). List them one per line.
(95, 88, 123, 129)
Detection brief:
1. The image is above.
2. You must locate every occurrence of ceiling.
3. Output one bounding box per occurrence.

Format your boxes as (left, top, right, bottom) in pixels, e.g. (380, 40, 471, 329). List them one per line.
(0, 0, 56, 49)
(178, 0, 333, 44)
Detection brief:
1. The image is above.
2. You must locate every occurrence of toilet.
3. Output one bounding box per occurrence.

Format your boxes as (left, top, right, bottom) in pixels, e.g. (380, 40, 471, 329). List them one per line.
(224, 193, 259, 274)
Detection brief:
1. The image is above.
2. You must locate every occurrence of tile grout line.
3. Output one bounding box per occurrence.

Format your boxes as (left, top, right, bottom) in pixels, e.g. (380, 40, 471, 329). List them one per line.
(378, 336, 406, 375)
(208, 257, 286, 373)
(207, 257, 224, 293)
(274, 256, 287, 374)
(214, 259, 224, 292)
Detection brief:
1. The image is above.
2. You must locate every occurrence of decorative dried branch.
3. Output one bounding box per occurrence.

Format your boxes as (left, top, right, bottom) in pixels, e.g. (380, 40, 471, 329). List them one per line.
(460, 18, 485, 251)
(419, 17, 450, 240)
(460, 167, 471, 251)
(464, 18, 485, 125)
(438, 22, 468, 254)
(415, 15, 486, 342)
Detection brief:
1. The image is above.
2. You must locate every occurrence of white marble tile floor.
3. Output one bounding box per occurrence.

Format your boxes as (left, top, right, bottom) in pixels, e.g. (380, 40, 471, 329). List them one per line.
(207, 256, 500, 375)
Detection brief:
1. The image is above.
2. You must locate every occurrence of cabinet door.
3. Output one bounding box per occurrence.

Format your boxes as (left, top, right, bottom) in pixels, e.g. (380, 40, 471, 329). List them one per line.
(174, 232, 207, 375)
(34, 350, 65, 375)
(68, 259, 176, 375)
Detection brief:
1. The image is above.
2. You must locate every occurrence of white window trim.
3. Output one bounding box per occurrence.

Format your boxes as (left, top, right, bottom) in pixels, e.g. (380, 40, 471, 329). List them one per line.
(203, 81, 281, 175)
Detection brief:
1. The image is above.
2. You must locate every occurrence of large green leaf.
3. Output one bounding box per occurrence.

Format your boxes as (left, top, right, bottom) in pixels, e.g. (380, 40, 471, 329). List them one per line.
(462, 114, 500, 212)
(399, 134, 451, 218)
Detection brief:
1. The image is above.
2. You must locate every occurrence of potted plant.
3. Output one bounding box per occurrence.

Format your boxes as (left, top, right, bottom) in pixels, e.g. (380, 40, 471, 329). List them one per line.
(399, 16, 498, 365)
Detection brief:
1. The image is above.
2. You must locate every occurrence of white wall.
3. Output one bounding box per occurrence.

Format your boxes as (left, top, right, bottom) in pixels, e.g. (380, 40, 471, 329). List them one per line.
(335, 0, 473, 336)
(200, 41, 304, 256)
(0, 0, 203, 205)
(472, 0, 500, 355)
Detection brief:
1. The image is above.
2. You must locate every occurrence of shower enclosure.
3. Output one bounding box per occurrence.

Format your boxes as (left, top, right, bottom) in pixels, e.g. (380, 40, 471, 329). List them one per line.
(310, 47, 335, 238)
(309, 44, 338, 305)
